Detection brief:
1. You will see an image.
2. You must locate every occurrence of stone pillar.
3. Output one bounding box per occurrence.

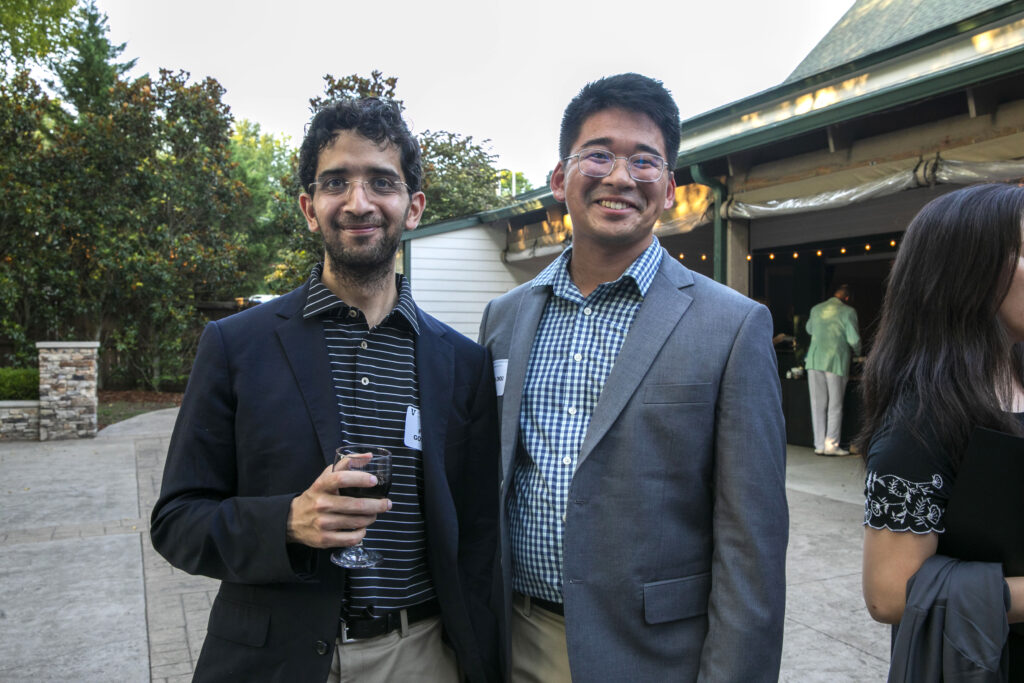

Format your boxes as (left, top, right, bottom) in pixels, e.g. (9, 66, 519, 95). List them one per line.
(36, 341, 99, 441)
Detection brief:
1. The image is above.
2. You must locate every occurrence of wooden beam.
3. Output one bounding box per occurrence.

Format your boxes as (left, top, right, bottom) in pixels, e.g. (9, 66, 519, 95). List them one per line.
(726, 151, 753, 178)
(827, 124, 853, 154)
(966, 86, 997, 119)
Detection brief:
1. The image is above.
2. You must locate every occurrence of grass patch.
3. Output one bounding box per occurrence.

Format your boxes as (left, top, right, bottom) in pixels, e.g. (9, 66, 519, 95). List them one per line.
(97, 390, 183, 430)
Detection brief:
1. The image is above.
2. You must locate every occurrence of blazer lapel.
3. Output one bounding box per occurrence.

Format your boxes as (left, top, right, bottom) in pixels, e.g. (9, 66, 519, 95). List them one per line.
(415, 312, 454, 480)
(577, 257, 694, 469)
(276, 299, 341, 468)
(500, 286, 549, 482)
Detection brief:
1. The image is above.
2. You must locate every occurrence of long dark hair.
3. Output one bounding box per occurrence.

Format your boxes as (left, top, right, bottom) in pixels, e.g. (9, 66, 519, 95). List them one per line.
(857, 183, 1024, 465)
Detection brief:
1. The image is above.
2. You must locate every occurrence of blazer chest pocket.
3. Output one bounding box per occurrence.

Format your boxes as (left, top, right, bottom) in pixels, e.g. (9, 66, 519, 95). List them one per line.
(207, 597, 270, 647)
(643, 383, 712, 405)
(643, 572, 711, 624)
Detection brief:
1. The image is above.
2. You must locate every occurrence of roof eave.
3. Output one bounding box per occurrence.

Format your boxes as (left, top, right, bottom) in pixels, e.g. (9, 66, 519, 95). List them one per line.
(678, 33, 1024, 168)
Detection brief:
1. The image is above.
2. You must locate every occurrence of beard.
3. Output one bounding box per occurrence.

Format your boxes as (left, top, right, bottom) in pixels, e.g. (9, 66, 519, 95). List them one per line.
(321, 207, 407, 289)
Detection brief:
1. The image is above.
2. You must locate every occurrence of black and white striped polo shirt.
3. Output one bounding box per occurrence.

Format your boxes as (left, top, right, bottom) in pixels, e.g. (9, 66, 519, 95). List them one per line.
(303, 264, 435, 615)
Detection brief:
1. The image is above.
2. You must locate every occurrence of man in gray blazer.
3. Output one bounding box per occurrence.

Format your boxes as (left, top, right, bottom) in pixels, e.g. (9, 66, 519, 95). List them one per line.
(479, 73, 788, 681)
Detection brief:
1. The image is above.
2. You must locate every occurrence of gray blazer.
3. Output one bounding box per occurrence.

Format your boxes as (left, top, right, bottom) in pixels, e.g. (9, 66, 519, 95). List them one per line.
(889, 555, 1009, 682)
(479, 250, 788, 681)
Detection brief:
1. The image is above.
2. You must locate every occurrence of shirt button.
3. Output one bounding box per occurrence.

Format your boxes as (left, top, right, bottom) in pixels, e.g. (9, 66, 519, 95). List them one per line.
(347, 309, 357, 318)
(562, 456, 572, 465)
(360, 377, 369, 386)
(573, 352, 582, 362)
(567, 406, 577, 415)
(360, 341, 368, 350)
(583, 307, 593, 315)
(562, 513, 566, 522)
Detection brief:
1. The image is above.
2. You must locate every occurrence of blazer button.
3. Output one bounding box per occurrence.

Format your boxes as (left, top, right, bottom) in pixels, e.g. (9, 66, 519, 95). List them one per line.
(315, 640, 329, 656)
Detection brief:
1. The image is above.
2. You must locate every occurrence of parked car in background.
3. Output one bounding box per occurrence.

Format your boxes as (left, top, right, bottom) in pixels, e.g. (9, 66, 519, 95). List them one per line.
(248, 294, 280, 304)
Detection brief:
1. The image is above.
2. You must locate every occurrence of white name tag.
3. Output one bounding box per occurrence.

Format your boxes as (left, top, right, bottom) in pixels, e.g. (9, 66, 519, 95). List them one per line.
(493, 359, 508, 397)
(404, 406, 422, 450)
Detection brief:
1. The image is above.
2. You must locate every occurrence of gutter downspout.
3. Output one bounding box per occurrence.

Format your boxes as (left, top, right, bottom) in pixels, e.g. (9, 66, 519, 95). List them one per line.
(689, 164, 727, 283)
(401, 240, 412, 280)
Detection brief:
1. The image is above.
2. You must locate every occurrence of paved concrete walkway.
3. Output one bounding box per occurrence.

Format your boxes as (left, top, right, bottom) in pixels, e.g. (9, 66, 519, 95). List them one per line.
(0, 410, 889, 682)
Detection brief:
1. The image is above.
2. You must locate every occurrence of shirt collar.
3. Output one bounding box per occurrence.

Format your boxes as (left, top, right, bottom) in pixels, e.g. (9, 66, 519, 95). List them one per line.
(532, 235, 663, 298)
(302, 263, 420, 334)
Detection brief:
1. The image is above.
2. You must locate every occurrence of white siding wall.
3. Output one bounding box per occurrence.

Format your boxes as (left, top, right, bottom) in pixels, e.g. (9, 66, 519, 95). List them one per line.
(408, 226, 545, 339)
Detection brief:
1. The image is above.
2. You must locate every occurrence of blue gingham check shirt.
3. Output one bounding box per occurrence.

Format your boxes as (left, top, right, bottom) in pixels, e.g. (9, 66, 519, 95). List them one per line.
(512, 237, 663, 603)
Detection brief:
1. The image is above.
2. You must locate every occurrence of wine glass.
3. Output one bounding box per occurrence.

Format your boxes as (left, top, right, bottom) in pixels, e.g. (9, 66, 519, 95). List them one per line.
(330, 446, 392, 568)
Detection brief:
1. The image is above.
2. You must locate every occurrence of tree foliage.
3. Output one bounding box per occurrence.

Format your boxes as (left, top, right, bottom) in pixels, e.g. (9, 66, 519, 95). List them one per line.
(309, 70, 400, 111)
(420, 130, 502, 224)
(46, 0, 135, 115)
(1, 4, 258, 388)
(0, 0, 76, 67)
(2, 38, 516, 386)
(228, 119, 304, 292)
(498, 169, 534, 199)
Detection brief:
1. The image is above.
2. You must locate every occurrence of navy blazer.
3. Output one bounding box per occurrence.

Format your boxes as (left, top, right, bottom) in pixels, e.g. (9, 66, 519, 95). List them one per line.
(151, 282, 500, 682)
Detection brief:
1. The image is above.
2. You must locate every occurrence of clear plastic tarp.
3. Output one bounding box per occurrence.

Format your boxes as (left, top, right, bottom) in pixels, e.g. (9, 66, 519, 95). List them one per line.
(724, 157, 1024, 220)
(935, 158, 1024, 184)
(725, 170, 917, 219)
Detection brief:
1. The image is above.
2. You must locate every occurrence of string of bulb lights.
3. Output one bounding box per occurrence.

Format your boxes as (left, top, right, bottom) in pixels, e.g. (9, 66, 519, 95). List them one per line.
(674, 239, 900, 262)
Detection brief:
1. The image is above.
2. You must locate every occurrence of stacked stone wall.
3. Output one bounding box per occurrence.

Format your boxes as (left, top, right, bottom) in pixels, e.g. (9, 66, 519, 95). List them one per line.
(36, 342, 99, 441)
(0, 401, 40, 440)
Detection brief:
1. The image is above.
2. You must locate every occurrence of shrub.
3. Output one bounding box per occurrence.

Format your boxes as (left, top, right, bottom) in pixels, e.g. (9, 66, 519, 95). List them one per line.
(0, 368, 39, 400)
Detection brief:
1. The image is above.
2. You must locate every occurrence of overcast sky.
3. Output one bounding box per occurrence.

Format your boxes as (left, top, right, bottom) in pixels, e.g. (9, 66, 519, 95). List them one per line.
(92, 0, 855, 187)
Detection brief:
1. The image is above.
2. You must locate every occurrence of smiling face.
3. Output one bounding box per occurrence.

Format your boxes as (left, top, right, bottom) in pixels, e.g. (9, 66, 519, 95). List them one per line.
(550, 107, 675, 259)
(298, 130, 425, 281)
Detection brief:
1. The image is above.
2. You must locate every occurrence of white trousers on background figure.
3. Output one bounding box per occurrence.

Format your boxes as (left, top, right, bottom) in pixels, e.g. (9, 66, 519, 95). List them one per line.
(807, 369, 848, 453)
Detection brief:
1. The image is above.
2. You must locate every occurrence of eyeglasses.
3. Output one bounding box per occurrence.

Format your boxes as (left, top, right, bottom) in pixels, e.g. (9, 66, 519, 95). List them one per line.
(308, 176, 410, 197)
(563, 148, 669, 182)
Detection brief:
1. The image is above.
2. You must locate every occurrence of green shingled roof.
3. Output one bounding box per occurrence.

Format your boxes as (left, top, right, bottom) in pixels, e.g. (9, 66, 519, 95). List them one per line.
(786, 0, 1015, 82)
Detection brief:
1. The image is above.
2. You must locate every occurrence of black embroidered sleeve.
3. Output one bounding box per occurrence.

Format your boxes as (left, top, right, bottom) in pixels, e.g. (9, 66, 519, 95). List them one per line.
(863, 470, 945, 533)
(862, 413, 954, 535)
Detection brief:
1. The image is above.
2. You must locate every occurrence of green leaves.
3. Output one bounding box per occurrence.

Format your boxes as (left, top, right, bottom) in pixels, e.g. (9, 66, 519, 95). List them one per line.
(309, 71, 401, 112)
(1, 60, 256, 388)
(3, 51, 517, 387)
(419, 129, 502, 224)
(0, 0, 76, 68)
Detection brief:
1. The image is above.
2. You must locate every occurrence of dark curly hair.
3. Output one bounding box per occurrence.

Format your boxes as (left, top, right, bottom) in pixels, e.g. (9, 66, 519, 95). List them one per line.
(298, 98, 422, 195)
(559, 73, 681, 169)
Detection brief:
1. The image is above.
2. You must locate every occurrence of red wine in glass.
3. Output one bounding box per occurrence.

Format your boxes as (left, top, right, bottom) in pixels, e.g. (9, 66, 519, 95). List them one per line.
(338, 474, 391, 499)
(330, 446, 392, 568)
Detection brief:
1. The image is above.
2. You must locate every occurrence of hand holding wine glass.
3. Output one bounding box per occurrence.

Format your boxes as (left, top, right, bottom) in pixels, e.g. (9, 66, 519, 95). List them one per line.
(330, 446, 392, 568)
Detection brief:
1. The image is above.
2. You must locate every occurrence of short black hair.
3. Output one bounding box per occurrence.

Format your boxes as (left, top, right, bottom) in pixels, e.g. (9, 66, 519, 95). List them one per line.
(298, 98, 422, 194)
(558, 73, 681, 169)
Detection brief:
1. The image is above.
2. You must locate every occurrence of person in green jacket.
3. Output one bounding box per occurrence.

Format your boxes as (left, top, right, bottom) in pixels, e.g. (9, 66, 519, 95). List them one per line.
(805, 284, 861, 455)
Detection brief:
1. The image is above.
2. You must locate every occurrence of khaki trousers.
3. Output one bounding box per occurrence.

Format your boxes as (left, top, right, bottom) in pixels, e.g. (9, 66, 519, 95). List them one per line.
(510, 594, 571, 683)
(327, 615, 458, 683)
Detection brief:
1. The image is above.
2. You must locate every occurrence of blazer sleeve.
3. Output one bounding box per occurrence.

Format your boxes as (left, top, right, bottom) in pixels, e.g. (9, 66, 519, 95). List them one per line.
(458, 344, 502, 682)
(150, 322, 314, 585)
(699, 303, 789, 681)
(845, 308, 862, 356)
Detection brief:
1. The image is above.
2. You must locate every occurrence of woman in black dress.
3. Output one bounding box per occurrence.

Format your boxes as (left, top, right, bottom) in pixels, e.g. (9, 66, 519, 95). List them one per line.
(861, 183, 1024, 675)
